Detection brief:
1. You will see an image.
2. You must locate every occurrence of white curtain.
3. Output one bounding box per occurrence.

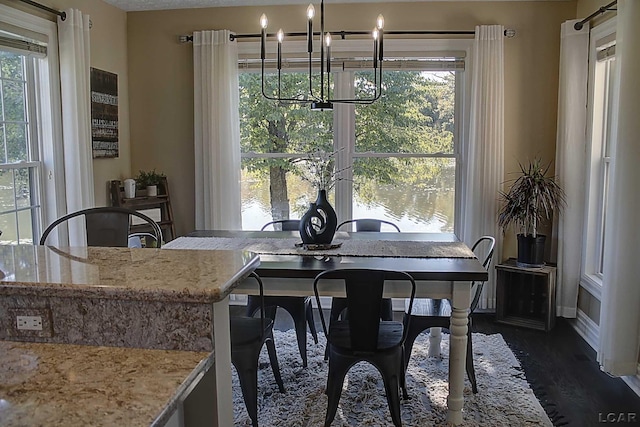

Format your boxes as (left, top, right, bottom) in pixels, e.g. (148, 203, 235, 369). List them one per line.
(57, 9, 94, 246)
(553, 20, 590, 318)
(598, 0, 640, 376)
(460, 25, 505, 310)
(193, 30, 242, 230)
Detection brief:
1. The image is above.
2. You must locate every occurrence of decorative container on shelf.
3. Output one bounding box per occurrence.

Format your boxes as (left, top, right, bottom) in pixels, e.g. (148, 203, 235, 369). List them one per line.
(299, 189, 337, 244)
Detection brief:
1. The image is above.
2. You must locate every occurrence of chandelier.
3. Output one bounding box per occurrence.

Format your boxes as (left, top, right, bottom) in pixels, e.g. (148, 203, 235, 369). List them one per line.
(259, 0, 384, 111)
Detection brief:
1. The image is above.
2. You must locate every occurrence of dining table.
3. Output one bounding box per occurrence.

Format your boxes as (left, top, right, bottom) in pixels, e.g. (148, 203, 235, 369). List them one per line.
(163, 230, 488, 425)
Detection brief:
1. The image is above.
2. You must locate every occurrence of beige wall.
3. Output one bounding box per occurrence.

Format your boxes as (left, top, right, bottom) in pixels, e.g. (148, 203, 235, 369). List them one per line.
(126, 1, 577, 238)
(0, 0, 130, 207)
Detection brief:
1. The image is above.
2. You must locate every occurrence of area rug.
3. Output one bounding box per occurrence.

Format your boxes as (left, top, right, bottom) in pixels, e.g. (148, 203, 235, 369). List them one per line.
(232, 330, 553, 426)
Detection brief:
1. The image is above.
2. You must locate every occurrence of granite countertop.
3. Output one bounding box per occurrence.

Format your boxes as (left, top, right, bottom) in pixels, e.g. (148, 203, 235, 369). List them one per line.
(0, 245, 260, 303)
(0, 340, 210, 427)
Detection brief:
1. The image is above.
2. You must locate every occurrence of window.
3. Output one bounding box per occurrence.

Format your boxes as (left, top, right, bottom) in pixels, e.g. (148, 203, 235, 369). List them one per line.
(239, 40, 467, 232)
(0, 49, 42, 244)
(0, 5, 62, 245)
(582, 20, 617, 288)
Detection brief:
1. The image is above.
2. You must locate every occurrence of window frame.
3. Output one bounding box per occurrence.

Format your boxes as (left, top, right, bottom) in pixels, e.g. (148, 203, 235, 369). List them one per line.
(0, 4, 64, 245)
(237, 38, 471, 233)
(581, 18, 618, 297)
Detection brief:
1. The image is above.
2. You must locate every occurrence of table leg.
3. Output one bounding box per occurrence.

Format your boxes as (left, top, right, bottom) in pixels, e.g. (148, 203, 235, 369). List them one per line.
(446, 282, 471, 425)
(210, 297, 233, 427)
(428, 327, 442, 357)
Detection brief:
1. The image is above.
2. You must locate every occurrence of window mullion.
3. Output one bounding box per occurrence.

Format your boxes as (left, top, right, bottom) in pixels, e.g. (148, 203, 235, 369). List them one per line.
(333, 71, 355, 224)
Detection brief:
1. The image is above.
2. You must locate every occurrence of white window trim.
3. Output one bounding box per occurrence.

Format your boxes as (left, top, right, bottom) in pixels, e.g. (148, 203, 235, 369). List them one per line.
(581, 17, 618, 298)
(238, 37, 472, 231)
(0, 3, 65, 235)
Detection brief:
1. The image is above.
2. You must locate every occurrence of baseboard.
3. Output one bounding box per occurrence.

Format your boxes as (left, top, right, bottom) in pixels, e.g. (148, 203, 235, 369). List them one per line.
(572, 309, 599, 350)
(622, 370, 640, 398)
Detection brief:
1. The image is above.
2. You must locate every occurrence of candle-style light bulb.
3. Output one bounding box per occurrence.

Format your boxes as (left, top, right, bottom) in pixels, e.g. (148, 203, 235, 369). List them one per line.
(376, 14, 385, 30)
(372, 28, 379, 69)
(277, 29, 284, 70)
(307, 4, 315, 53)
(260, 14, 268, 60)
(260, 13, 268, 29)
(325, 33, 332, 73)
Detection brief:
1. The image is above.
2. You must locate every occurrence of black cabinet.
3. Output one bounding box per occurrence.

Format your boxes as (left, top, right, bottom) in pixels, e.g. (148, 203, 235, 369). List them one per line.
(495, 258, 556, 331)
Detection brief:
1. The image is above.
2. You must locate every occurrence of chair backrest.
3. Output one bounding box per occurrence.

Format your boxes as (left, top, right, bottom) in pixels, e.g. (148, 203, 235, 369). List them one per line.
(337, 219, 401, 232)
(39, 207, 163, 248)
(469, 236, 496, 313)
(313, 268, 416, 352)
(246, 272, 267, 331)
(261, 219, 300, 231)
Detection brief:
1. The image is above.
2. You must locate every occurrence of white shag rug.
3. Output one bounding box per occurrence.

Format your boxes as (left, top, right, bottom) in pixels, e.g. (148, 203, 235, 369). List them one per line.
(232, 330, 553, 426)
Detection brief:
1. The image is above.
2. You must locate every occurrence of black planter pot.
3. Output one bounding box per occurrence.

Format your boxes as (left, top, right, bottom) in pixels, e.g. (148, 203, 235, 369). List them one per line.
(299, 190, 337, 244)
(516, 234, 546, 268)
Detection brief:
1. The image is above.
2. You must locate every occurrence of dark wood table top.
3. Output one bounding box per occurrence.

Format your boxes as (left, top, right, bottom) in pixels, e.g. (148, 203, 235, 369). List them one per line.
(185, 230, 488, 282)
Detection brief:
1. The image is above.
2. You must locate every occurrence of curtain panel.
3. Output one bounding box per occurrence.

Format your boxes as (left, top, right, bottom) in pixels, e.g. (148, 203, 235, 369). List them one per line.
(193, 30, 242, 230)
(460, 25, 505, 310)
(553, 20, 590, 318)
(598, 0, 640, 377)
(57, 9, 94, 246)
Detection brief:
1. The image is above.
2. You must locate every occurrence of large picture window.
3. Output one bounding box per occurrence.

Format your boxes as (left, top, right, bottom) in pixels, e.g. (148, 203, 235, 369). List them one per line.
(239, 40, 466, 232)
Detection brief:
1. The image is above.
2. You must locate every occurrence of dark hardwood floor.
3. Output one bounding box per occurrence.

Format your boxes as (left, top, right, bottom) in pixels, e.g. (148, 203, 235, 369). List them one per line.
(239, 305, 640, 427)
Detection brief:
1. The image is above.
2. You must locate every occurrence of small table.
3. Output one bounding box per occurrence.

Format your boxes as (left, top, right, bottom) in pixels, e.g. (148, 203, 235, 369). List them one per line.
(495, 258, 557, 331)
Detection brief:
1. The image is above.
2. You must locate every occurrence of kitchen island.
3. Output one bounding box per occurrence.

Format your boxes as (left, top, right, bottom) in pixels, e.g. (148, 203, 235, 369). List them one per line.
(0, 244, 259, 426)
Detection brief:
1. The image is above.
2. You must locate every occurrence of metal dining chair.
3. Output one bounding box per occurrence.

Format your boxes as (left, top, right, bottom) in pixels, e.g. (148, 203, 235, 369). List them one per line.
(245, 219, 318, 367)
(337, 218, 401, 232)
(39, 206, 163, 248)
(314, 268, 416, 427)
(325, 218, 401, 360)
(402, 235, 495, 393)
(232, 272, 285, 427)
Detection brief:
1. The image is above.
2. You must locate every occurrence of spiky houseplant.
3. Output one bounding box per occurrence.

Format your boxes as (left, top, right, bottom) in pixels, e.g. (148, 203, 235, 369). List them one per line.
(498, 159, 566, 266)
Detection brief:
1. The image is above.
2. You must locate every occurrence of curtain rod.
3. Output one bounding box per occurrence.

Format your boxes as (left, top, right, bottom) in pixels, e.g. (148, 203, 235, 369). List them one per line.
(16, 0, 66, 20)
(574, 0, 616, 30)
(179, 29, 515, 43)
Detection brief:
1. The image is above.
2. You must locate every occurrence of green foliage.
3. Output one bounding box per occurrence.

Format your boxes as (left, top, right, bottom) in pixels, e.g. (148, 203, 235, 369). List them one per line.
(239, 69, 457, 221)
(497, 159, 566, 237)
(135, 169, 166, 189)
(1, 51, 29, 165)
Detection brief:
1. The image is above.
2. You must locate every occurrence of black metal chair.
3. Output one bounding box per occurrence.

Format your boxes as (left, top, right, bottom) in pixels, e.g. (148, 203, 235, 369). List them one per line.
(402, 235, 495, 394)
(231, 272, 285, 427)
(337, 218, 401, 232)
(39, 206, 163, 248)
(246, 219, 318, 367)
(314, 268, 416, 427)
(325, 219, 401, 359)
(260, 219, 301, 232)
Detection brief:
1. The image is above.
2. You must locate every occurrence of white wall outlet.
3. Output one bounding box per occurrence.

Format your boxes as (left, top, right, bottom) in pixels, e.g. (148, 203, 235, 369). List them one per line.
(17, 315, 43, 331)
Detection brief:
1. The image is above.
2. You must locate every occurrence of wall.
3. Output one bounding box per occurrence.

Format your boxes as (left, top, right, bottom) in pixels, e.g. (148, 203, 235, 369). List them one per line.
(0, 0, 130, 207)
(125, 1, 577, 238)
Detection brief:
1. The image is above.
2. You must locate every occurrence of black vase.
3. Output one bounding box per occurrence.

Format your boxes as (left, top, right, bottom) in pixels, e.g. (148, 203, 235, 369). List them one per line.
(299, 189, 338, 244)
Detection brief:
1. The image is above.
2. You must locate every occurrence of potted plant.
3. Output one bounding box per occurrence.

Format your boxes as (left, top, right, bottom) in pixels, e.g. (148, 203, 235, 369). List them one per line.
(135, 169, 166, 197)
(497, 159, 566, 267)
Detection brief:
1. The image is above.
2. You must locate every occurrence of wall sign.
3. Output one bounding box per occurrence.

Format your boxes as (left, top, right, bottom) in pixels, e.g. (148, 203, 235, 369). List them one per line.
(90, 68, 119, 158)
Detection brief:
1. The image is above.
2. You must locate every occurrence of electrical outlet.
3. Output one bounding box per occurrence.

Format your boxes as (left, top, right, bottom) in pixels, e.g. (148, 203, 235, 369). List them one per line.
(17, 315, 43, 331)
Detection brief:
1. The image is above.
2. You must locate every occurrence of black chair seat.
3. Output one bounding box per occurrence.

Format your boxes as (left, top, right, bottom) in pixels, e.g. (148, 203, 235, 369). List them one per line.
(329, 320, 404, 352)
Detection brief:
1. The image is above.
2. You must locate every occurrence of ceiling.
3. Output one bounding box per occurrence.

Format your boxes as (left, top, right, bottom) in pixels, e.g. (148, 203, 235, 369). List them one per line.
(101, 0, 566, 12)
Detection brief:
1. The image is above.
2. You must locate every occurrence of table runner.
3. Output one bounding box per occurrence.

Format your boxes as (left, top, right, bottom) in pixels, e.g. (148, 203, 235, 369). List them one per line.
(163, 236, 475, 259)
